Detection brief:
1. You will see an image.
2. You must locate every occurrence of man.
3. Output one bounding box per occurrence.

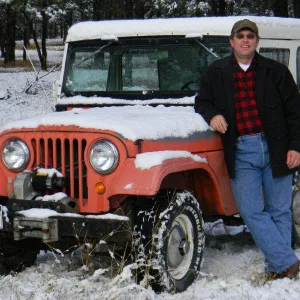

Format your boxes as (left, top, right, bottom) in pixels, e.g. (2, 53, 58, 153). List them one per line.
(195, 19, 300, 280)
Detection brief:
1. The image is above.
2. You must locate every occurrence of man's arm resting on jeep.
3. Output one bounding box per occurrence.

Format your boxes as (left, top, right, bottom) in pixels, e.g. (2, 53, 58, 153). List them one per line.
(194, 73, 221, 125)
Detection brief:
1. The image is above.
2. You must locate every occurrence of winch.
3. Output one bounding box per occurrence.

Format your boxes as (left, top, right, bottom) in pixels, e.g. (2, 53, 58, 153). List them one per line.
(13, 170, 65, 200)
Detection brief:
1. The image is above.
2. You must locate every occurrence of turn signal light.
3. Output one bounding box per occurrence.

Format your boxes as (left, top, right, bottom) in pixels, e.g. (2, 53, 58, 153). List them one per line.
(95, 182, 106, 194)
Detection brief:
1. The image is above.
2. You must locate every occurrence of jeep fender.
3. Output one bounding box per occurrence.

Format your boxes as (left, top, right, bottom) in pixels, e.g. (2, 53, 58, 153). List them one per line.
(109, 152, 237, 216)
(109, 156, 209, 194)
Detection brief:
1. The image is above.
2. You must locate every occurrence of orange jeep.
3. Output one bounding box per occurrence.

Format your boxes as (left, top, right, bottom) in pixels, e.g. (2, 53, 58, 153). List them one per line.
(0, 17, 299, 293)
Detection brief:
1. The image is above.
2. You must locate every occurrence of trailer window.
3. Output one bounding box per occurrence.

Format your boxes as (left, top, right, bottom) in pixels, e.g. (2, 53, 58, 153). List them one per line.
(259, 48, 290, 67)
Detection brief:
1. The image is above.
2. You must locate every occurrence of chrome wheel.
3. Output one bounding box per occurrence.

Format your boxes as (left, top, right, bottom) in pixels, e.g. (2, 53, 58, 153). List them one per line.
(167, 215, 194, 280)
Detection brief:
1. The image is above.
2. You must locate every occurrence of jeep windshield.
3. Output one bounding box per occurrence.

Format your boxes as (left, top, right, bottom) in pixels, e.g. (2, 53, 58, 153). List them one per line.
(63, 37, 231, 97)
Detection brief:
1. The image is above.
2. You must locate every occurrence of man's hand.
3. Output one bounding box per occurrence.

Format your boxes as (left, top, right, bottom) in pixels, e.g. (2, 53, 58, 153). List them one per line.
(210, 115, 228, 134)
(287, 150, 300, 169)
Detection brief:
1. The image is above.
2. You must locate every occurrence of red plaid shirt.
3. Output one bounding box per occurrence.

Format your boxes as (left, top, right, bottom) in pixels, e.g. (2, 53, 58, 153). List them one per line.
(233, 57, 263, 136)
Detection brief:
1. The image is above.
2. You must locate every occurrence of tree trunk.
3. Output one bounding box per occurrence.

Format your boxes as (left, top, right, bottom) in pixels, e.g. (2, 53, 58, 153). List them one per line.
(93, 0, 103, 20)
(274, 0, 288, 17)
(133, 0, 147, 18)
(210, 0, 218, 15)
(294, 0, 300, 17)
(29, 19, 43, 69)
(23, 22, 30, 61)
(63, 10, 73, 41)
(125, 0, 133, 19)
(218, 0, 226, 16)
(227, 0, 234, 15)
(79, 1, 89, 21)
(4, 4, 16, 64)
(41, 10, 48, 70)
(60, 21, 63, 39)
(0, 23, 4, 58)
(63, 21, 68, 42)
(54, 22, 58, 38)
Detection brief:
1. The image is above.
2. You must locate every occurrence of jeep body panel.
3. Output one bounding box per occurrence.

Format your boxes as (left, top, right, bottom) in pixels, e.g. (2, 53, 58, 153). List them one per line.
(0, 120, 235, 215)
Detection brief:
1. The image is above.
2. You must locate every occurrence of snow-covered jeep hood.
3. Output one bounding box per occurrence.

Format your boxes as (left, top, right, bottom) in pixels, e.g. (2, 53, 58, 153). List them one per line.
(0, 104, 210, 141)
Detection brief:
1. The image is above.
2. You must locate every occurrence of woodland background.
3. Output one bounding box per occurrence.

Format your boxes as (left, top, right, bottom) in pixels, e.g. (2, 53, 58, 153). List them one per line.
(0, 0, 299, 70)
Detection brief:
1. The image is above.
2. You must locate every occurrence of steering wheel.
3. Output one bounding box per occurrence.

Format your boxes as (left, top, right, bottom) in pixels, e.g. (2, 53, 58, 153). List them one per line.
(180, 80, 195, 91)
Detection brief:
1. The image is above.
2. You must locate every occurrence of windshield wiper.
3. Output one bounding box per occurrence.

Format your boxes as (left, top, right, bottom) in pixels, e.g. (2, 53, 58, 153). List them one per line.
(195, 40, 220, 59)
(75, 41, 118, 67)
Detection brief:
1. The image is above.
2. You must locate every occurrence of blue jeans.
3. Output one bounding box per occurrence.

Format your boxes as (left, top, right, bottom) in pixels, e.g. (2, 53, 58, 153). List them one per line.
(231, 133, 298, 273)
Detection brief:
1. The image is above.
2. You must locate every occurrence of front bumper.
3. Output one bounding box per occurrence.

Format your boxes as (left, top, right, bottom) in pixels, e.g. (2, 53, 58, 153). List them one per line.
(1, 199, 131, 244)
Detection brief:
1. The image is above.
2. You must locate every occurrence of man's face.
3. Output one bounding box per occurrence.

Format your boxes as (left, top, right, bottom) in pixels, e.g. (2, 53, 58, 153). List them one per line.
(230, 29, 259, 61)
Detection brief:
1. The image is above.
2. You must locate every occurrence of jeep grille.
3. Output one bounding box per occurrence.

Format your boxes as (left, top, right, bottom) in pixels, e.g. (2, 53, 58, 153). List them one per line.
(31, 138, 88, 199)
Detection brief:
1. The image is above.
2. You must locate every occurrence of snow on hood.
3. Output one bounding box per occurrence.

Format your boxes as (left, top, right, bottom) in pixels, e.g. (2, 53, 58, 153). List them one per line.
(57, 95, 195, 106)
(0, 104, 210, 141)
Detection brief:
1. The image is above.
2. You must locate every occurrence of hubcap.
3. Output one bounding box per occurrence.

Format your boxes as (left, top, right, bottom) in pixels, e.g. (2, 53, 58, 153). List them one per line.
(167, 214, 194, 280)
(179, 240, 190, 255)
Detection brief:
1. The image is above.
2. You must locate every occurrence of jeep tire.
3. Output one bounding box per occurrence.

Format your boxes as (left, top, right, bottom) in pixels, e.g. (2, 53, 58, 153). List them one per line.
(132, 190, 205, 293)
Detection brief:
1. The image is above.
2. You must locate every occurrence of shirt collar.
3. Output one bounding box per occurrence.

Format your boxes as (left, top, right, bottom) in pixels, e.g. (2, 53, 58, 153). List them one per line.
(232, 54, 257, 72)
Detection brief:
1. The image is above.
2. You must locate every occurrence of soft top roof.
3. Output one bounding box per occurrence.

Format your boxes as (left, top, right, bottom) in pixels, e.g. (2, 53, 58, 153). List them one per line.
(66, 16, 300, 42)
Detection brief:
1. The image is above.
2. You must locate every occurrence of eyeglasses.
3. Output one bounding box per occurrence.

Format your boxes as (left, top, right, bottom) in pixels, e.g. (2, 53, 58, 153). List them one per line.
(235, 33, 256, 40)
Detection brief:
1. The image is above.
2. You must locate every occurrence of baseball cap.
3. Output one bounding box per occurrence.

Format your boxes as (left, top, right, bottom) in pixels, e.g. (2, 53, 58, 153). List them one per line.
(231, 19, 259, 35)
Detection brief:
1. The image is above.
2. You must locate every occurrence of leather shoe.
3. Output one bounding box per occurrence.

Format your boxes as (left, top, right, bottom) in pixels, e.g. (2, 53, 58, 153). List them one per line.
(265, 271, 279, 281)
(279, 259, 300, 279)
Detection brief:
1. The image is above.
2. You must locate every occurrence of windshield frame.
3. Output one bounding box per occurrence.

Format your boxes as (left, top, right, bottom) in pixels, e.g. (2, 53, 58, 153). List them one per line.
(61, 36, 231, 99)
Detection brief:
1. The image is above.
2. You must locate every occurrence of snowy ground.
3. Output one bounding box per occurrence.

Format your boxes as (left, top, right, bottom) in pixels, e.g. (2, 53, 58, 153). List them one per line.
(0, 47, 300, 300)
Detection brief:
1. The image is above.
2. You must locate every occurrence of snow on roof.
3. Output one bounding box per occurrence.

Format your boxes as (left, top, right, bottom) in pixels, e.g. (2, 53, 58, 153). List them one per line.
(66, 16, 300, 42)
(0, 105, 210, 141)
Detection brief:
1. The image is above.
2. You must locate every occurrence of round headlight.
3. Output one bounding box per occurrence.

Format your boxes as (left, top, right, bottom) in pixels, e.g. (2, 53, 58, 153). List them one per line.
(2, 139, 30, 171)
(89, 140, 119, 174)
